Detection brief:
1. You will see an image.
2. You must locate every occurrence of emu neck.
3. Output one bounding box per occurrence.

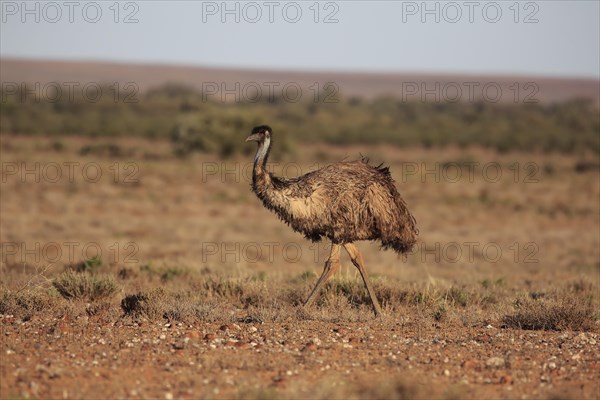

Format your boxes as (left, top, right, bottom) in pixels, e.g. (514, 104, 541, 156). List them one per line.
(252, 136, 272, 190)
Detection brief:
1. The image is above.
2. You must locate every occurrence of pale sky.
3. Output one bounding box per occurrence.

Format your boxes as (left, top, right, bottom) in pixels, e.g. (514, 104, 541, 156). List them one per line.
(1, 1, 599, 78)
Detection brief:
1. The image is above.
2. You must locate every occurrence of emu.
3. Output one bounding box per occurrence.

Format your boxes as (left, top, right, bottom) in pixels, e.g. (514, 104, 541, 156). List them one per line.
(246, 125, 418, 316)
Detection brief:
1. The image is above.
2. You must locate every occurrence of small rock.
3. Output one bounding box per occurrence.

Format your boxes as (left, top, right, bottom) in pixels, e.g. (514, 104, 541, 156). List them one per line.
(302, 343, 317, 352)
(185, 331, 201, 339)
(475, 334, 491, 343)
(443, 369, 450, 376)
(575, 333, 588, 343)
(29, 381, 39, 395)
(499, 375, 512, 384)
(204, 333, 216, 341)
(173, 340, 186, 350)
(486, 357, 505, 369)
(333, 327, 347, 335)
(272, 375, 286, 388)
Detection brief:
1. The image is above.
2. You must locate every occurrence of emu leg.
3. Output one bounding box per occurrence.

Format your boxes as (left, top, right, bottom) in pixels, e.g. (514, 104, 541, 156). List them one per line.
(343, 243, 382, 317)
(303, 243, 341, 309)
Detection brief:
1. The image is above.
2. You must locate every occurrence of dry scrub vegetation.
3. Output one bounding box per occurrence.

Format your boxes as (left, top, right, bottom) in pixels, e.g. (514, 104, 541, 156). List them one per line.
(1, 260, 597, 330)
(1, 136, 599, 399)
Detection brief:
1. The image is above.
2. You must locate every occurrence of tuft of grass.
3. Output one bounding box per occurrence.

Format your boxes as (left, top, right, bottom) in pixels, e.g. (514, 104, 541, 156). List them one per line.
(0, 289, 59, 320)
(50, 139, 66, 152)
(53, 271, 119, 301)
(481, 277, 505, 289)
(412, 290, 433, 306)
(503, 291, 596, 331)
(79, 143, 126, 158)
(121, 288, 168, 320)
(325, 278, 371, 307)
(140, 264, 190, 282)
(70, 257, 103, 273)
(159, 266, 189, 282)
(200, 277, 244, 299)
(292, 270, 317, 283)
(433, 303, 447, 322)
(447, 286, 470, 307)
(574, 160, 600, 173)
(121, 288, 232, 322)
(250, 271, 267, 282)
(117, 266, 138, 280)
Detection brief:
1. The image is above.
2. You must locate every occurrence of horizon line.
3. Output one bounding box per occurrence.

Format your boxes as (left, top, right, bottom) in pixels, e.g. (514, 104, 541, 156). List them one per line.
(2, 55, 599, 82)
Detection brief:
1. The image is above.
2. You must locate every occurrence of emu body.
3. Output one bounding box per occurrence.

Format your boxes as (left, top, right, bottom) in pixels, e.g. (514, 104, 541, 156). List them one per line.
(246, 125, 418, 316)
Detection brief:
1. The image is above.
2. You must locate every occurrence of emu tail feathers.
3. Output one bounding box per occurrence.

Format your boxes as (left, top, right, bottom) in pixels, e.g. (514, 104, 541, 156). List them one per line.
(376, 187, 418, 255)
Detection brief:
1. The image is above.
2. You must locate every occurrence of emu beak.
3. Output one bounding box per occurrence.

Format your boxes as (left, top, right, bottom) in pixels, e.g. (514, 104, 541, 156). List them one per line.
(245, 133, 261, 142)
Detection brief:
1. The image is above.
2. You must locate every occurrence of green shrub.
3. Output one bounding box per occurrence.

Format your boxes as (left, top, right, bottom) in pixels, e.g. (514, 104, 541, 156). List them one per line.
(71, 257, 103, 273)
(2, 83, 597, 155)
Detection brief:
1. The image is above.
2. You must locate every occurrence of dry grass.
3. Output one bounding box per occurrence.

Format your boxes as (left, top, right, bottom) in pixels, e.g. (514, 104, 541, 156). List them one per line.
(2, 263, 597, 332)
(503, 290, 596, 331)
(53, 270, 119, 301)
(0, 289, 60, 320)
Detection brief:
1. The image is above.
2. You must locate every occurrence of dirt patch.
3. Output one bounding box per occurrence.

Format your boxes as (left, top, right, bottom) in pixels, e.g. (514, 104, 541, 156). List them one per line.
(2, 313, 598, 399)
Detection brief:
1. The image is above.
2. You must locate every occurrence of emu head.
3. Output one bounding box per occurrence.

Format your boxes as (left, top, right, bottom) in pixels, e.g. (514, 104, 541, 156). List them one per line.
(245, 125, 272, 144)
(246, 125, 272, 164)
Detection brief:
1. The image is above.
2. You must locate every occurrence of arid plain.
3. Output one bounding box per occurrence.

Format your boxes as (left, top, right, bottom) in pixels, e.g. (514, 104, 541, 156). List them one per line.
(1, 135, 598, 399)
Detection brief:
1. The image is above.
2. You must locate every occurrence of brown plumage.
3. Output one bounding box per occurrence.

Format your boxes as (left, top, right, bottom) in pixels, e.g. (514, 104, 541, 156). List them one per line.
(246, 125, 418, 316)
